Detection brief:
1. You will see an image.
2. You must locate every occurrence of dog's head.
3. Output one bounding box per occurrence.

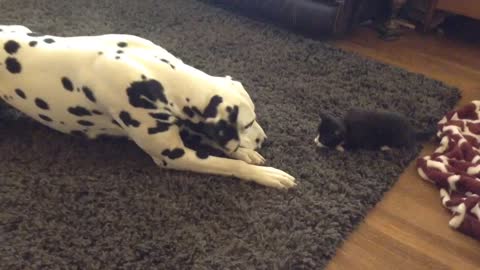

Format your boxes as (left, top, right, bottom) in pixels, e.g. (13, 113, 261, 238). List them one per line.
(199, 76, 266, 153)
(315, 112, 345, 148)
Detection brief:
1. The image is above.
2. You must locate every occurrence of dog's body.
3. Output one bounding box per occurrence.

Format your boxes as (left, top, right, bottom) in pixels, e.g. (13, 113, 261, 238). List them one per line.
(0, 25, 295, 188)
(314, 109, 433, 151)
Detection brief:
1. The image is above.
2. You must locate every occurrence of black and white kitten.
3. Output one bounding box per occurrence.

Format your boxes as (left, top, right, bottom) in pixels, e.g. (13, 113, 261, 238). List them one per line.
(314, 109, 434, 152)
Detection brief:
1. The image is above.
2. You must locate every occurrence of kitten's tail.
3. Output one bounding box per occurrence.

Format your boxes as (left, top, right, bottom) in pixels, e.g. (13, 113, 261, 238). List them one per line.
(415, 128, 437, 141)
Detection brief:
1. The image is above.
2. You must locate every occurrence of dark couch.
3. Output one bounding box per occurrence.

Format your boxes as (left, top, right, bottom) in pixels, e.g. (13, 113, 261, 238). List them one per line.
(203, 0, 390, 38)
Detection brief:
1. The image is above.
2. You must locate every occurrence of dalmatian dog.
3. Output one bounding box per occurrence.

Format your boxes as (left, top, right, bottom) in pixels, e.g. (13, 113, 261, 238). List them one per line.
(0, 25, 296, 189)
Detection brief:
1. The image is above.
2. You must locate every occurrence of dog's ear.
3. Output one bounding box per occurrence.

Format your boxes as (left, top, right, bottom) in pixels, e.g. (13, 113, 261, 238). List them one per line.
(202, 95, 241, 153)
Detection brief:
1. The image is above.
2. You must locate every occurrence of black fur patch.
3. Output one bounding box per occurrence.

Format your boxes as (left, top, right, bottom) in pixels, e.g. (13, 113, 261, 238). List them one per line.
(117, 42, 128, 48)
(126, 79, 168, 109)
(148, 121, 172, 134)
(34, 98, 49, 110)
(119, 111, 140, 127)
(15, 89, 26, 99)
(183, 106, 195, 118)
(68, 106, 91, 116)
(228, 105, 239, 124)
(82, 86, 96, 103)
(92, 110, 103, 115)
(44, 38, 55, 44)
(28, 41, 37, 47)
(5, 57, 21, 73)
(177, 119, 239, 149)
(61, 77, 74, 91)
(203, 95, 223, 119)
(149, 113, 170, 121)
(4, 40, 20, 54)
(179, 129, 225, 159)
(161, 148, 185, 159)
(38, 114, 52, 122)
(78, 120, 94, 126)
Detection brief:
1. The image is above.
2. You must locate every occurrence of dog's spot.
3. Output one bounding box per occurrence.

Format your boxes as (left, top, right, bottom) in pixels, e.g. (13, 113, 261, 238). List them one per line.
(35, 98, 49, 110)
(117, 42, 128, 48)
(119, 111, 140, 127)
(92, 110, 103, 115)
(141, 74, 147, 80)
(78, 120, 94, 126)
(148, 121, 171, 134)
(44, 38, 55, 44)
(27, 32, 43, 37)
(203, 95, 223, 119)
(98, 51, 103, 55)
(115, 56, 120, 60)
(186, 98, 190, 102)
(38, 114, 52, 122)
(112, 120, 121, 127)
(28, 41, 37, 47)
(15, 89, 26, 99)
(68, 106, 91, 116)
(61, 77, 74, 91)
(149, 113, 170, 121)
(228, 105, 239, 124)
(82, 86, 96, 103)
(183, 106, 195, 118)
(5, 57, 21, 73)
(161, 148, 185, 159)
(126, 79, 168, 109)
(117, 50, 123, 54)
(4, 40, 20, 54)
(162, 160, 168, 166)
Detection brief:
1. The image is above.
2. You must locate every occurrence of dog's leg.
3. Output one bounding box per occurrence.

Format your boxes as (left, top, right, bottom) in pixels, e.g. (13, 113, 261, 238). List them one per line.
(154, 149, 295, 189)
(118, 120, 296, 189)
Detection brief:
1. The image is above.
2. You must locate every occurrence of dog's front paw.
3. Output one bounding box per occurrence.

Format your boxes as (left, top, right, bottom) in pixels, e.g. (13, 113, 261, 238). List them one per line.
(250, 166, 296, 189)
(230, 147, 266, 165)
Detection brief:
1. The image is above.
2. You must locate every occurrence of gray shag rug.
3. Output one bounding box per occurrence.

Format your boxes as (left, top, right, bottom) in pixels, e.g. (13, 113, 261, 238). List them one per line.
(0, 0, 460, 269)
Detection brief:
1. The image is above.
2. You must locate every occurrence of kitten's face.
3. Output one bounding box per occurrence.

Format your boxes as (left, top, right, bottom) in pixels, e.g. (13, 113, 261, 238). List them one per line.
(314, 113, 345, 148)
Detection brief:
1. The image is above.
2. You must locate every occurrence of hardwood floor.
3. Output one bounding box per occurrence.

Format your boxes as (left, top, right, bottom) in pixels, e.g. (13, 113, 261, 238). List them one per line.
(325, 27, 480, 269)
